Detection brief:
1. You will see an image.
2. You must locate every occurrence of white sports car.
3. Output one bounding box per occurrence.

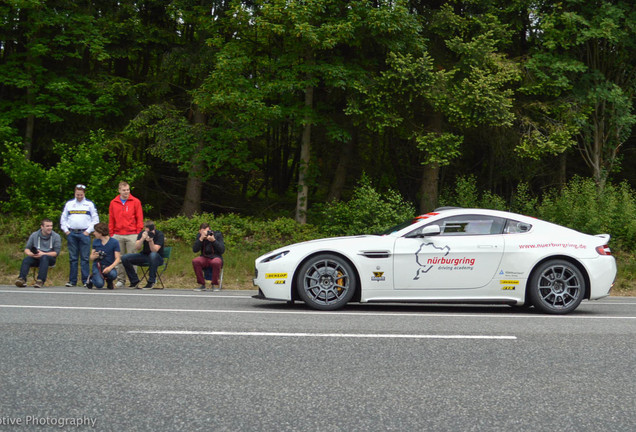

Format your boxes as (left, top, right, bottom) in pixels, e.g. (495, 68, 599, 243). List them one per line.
(253, 208, 616, 314)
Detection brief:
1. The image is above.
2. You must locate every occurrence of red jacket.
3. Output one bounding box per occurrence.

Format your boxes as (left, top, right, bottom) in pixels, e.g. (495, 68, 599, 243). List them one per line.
(109, 194, 144, 236)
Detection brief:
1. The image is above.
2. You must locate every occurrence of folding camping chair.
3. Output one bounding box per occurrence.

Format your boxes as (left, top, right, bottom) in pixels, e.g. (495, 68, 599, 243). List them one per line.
(30, 263, 56, 286)
(203, 265, 224, 290)
(138, 246, 172, 289)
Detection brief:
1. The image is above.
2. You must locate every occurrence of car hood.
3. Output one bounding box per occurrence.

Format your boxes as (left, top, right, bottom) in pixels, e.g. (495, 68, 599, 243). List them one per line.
(258, 235, 386, 260)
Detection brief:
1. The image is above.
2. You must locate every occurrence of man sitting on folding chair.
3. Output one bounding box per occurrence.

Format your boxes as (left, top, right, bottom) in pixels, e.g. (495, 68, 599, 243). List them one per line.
(15, 218, 61, 288)
(192, 223, 225, 292)
(120, 220, 164, 290)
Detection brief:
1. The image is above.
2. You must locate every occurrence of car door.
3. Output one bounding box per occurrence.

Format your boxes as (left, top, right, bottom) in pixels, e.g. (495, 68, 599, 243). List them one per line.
(393, 214, 505, 290)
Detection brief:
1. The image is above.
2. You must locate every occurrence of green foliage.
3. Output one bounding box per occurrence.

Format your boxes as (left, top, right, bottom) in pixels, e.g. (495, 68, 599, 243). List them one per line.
(536, 177, 636, 251)
(520, 0, 636, 186)
(0, 130, 147, 219)
(509, 182, 539, 216)
(158, 212, 322, 253)
(0, 214, 44, 243)
(439, 175, 507, 210)
(415, 132, 463, 167)
(317, 175, 415, 236)
(440, 175, 636, 251)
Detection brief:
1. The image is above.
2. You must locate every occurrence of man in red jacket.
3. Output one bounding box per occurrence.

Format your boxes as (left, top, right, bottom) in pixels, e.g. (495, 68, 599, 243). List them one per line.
(109, 181, 143, 288)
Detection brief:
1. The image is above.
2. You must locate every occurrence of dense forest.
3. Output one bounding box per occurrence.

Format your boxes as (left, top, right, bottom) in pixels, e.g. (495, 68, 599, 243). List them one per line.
(1, 0, 635, 223)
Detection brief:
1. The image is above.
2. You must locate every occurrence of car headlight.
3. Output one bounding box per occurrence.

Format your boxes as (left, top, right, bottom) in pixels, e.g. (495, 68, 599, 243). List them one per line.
(261, 250, 289, 263)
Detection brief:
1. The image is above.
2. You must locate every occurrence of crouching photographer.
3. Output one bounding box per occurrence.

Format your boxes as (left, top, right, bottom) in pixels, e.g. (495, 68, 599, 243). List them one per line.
(192, 222, 225, 292)
(87, 222, 121, 290)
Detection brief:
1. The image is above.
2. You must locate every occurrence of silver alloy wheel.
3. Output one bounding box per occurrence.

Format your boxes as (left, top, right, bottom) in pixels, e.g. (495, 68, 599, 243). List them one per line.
(529, 260, 585, 314)
(297, 254, 356, 310)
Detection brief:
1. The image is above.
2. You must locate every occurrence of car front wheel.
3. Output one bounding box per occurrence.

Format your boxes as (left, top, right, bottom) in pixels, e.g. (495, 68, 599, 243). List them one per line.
(528, 260, 586, 314)
(296, 254, 356, 311)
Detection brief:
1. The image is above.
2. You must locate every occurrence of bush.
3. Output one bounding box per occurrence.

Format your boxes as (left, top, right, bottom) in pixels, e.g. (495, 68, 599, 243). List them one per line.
(159, 212, 322, 253)
(316, 174, 416, 236)
(441, 175, 636, 252)
(536, 177, 636, 250)
(0, 215, 44, 243)
(439, 175, 507, 210)
(0, 130, 146, 219)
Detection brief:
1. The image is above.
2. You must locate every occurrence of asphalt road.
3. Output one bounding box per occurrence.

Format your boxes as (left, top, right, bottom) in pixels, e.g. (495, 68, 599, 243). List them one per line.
(0, 286, 634, 432)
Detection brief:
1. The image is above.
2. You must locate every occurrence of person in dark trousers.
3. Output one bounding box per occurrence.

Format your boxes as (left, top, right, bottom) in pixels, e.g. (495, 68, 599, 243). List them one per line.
(192, 223, 225, 292)
(60, 184, 99, 287)
(15, 219, 62, 288)
(87, 222, 121, 290)
(120, 220, 164, 290)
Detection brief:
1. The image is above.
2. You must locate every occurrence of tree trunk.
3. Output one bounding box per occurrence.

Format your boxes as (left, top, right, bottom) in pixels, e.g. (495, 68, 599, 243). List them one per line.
(295, 85, 314, 224)
(419, 162, 440, 213)
(180, 109, 206, 216)
(558, 152, 567, 189)
(327, 130, 355, 202)
(24, 87, 35, 160)
(24, 50, 35, 159)
(418, 113, 443, 212)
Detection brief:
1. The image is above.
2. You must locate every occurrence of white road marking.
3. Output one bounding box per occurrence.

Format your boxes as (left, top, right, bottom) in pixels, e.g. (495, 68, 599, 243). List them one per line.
(0, 304, 635, 319)
(0, 288, 636, 306)
(1, 289, 635, 305)
(127, 330, 517, 340)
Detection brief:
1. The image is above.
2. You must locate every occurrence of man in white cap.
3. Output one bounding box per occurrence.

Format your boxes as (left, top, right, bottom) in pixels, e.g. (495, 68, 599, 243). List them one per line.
(60, 184, 99, 287)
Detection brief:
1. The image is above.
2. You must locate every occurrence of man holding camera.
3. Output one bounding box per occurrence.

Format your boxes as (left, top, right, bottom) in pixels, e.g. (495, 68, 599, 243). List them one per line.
(15, 219, 61, 288)
(192, 223, 225, 292)
(120, 220, 165, 289)
(86, 222, 121, 290)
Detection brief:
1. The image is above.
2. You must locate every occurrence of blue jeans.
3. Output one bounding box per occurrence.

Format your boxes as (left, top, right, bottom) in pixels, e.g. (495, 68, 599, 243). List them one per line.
(122, 252, 163, 284)
(90, 262, 117, 289)
(19, 255, 56, 282)
(67, 231, 90, 285)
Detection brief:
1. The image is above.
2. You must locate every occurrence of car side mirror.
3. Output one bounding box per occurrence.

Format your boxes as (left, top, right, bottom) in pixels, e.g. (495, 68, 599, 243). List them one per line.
(421, 225, 441, 236)
(407, 224, 441, 238)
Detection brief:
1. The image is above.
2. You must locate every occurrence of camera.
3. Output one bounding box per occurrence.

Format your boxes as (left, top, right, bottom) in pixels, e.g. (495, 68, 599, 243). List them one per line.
(30, 246, 38, 254)
(147, 231, 155, 239)
(207, 230, 214, 237)
(96, 250, 107, 260)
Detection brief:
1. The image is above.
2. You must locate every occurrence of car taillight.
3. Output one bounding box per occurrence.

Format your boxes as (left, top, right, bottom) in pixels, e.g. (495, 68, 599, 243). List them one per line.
(596, 245, 612, 256)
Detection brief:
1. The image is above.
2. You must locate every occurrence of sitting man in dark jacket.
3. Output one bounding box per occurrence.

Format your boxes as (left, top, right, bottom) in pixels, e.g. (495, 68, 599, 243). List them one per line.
(192, 223, 225, 292)
(120, 220, 164, 290)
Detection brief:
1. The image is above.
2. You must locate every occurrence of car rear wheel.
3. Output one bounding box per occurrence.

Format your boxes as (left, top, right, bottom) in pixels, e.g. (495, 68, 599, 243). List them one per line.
(296, 254, 356, 311)
(528, 260, 585, 314)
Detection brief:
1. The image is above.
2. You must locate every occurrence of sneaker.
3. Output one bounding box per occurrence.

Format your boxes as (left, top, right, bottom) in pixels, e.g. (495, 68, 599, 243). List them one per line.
(142, 282, 155, 290)
(212, 286, 221, 292)
(115, 281, 124, 289)
(33, 279, 43, 288)
(129, 281, 140, 289)
(65, 282, 75, 287)
(85, 281, 93, 289)
(107, 280, 114, 290)
(193, 285, 206, 292)
(15, 278, 26, 287)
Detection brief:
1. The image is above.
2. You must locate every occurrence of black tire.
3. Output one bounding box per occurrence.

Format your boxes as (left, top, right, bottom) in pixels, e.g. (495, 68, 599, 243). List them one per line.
(296, 254, 357, 311)
(528, 260, 586, 314)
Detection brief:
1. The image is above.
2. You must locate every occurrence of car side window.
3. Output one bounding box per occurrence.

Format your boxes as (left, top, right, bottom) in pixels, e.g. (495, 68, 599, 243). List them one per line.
(504, 219, 532, 234)
(406, 215, 505, 237)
